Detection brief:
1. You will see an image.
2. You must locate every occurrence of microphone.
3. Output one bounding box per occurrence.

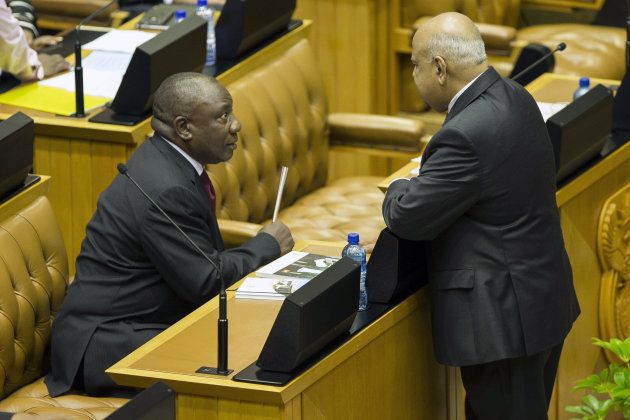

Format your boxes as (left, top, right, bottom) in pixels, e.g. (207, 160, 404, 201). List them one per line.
(73, 0, 118, 117)
(511, 42, 566, 84)
(117, 163, 232, 375)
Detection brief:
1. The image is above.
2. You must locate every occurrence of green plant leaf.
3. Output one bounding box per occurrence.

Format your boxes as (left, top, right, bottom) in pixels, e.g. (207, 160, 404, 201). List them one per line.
(566, 404, 595, 416)
(583, 394, 602, 411)
(595, 398, 613, 417)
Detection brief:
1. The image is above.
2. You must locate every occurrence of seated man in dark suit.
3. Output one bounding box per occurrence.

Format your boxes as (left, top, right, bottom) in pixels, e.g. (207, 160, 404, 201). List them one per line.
(45, 72, 294, 397)
(382, 13, 580, 420)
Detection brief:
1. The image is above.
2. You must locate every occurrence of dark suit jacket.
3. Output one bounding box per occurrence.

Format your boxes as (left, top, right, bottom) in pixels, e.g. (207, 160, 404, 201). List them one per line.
(382, 68, 580, 367)
(45, 135, 280, 396)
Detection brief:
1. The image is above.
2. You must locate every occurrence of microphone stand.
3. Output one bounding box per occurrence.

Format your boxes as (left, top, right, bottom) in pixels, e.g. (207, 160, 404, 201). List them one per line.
(72, 0, 118, 118)
(117, 164, 232, 375)
(511, 42, 566, 84)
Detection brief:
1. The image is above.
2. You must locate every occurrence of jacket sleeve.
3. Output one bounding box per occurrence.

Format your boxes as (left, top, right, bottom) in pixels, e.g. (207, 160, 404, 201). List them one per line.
(382, 126, 480, 241)
(139, 185, 280, 306)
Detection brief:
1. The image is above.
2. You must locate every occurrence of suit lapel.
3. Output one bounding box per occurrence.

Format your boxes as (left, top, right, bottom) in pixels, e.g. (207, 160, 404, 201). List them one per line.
(420, 67, 501, 165)
(445, 67, 501, 123)
(150, 136, 214, 221)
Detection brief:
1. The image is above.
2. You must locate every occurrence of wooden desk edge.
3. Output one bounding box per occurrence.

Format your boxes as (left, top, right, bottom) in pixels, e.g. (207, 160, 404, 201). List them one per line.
(108, 239, 429, 405)
(0, 176, 50, 220)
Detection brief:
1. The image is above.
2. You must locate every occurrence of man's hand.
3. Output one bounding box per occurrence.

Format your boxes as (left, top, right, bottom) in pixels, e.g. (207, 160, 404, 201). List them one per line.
(259, 221, 294, 255)
(38, 53, 70, 77)
(31, 35, 63, 52)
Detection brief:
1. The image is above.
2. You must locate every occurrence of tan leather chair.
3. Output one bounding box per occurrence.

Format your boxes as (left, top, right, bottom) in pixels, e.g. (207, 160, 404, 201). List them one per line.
(209, 38, 425, 246)
(406, 0, 626, 78)
(396, 0, 626, 120)
(0, 195, 127, 418)
(31, 0, 128, 31)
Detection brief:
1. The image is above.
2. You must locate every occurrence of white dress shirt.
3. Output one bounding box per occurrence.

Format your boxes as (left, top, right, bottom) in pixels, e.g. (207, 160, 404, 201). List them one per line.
(161, 135, 204, 176)
(447, 71, 484, 113)
(0, 0, 41, 81)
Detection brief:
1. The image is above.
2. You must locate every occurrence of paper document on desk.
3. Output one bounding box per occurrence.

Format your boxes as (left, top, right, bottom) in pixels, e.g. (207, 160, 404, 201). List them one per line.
(0, 83, 109, 115)
(82, 29, 156, 53)
(235, 277, 310, 300)
(256, 251, 339, 280)
(40, 69, 123, 98)
(537, 102, 568, 122)
(39, 52, 132, 98)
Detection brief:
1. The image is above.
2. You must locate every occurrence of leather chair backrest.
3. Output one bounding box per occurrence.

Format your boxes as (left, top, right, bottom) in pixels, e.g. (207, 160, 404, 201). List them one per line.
(209, 38, 329, 223)
(0, 197, 69, 398)
(31, 0, 116, 19)
(402, 0, 522, 28)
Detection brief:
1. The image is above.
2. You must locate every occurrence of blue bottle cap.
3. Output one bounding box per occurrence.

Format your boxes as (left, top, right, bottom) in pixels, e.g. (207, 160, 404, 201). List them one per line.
(175, 10, 186, 20)
(579, 77, 590, 88)
(347, 232, 359, 244)
(197, 0, 207, 6)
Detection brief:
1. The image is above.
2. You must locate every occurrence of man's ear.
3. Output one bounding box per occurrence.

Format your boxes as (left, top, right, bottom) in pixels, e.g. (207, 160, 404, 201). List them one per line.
(174, 116, 192, 142)
(434, 56, 447, 85)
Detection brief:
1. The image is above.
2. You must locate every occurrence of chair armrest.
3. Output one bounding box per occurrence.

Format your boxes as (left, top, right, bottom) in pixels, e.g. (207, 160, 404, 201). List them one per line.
(32, 0, 118, 18)
(476, 23, 517, 52)
(328, 113, 424, 152)
(218, 219, 262, 248)
(411, 18, 516, 52)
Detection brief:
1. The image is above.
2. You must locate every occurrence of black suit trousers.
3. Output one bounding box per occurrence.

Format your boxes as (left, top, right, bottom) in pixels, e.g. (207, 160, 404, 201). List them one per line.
(460, 342, 564, 420)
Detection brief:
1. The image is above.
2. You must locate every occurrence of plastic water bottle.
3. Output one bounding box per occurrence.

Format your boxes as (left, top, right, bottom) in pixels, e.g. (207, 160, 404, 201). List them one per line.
(342, 232, 368, 311)
(174, 10, 187, 23)
(196, 0, 216, 66)
(573, 77, 590, 100)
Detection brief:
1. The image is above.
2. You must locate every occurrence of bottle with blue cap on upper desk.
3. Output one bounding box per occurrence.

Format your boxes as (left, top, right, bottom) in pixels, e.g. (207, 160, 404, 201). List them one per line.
(573, 77, 591, 100)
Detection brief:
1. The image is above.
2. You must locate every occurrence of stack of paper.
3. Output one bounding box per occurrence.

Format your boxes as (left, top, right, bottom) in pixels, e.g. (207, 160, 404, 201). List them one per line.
(256, 251, 339, 280)
(39, 51, 133, 99)
(37, 30, 157, 102)
(82, 29, 156, 53)
(537, 102, 568, 122)
(235, 277, 310, 300)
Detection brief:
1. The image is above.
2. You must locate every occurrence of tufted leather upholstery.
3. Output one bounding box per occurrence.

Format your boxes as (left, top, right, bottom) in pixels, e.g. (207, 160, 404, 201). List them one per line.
(517, 24, 627, 80)
(0, 196, 127, 418)
(399, 0, 626, 116)
(406, 0, 626, 79)
(208, 38, 424, 246)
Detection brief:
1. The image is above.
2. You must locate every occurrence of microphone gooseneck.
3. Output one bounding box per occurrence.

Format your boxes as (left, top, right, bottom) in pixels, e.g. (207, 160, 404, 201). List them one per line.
(511, 42, 566, 84)
(73, 0, 118, 118)
(117, 163, 231, 375)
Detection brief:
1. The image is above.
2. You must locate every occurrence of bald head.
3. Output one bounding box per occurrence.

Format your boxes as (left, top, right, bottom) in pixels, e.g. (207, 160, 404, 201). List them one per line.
(410, 12, 488, 112)
(152, 72, 224, 127)
(414, 12, 487, 70)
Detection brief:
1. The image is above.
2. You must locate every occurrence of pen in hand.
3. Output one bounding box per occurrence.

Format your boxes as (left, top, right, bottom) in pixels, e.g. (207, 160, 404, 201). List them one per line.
(272, 166, 289, 222)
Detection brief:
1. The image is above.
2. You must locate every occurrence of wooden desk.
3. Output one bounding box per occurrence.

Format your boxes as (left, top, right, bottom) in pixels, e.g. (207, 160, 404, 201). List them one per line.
(108, 240, 451, 419)
(377, 73, 630, 419)
(0, 19, 312, 275)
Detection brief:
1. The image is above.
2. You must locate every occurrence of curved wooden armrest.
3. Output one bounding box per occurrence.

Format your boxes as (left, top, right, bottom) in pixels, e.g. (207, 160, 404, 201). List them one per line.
(328, 113, 425, 152)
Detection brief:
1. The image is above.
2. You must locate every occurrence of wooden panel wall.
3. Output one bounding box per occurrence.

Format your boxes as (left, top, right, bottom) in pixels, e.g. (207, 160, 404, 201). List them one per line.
(294, 0, 390, 114)
(551, 161, 630, 419)
(33, 136, 135, 275)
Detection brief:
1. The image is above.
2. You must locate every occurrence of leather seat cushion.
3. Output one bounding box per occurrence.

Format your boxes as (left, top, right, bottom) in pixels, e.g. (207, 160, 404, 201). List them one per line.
(517, 24, 626, 80)
(277, 177, 386, 244)
(0, 378, 127, 419)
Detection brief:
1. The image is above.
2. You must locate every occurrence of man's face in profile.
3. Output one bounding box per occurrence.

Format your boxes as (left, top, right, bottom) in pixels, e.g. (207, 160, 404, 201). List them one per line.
(186, 85, 241, 165)
(411, 31, 449, 113)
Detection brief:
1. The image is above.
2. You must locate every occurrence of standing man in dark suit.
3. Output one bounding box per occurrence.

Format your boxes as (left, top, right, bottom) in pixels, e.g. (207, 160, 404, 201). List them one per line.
(45, 73, 294, 397)
(382, 13, 580, 419)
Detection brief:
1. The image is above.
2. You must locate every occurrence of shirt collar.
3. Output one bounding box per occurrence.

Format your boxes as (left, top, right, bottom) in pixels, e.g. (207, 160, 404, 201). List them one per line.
(447, 71, 484, 114)
(159, 135, 204, 176)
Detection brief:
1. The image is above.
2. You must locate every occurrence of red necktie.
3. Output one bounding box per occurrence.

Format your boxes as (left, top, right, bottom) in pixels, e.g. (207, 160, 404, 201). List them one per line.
(199, 171, 216, 212)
